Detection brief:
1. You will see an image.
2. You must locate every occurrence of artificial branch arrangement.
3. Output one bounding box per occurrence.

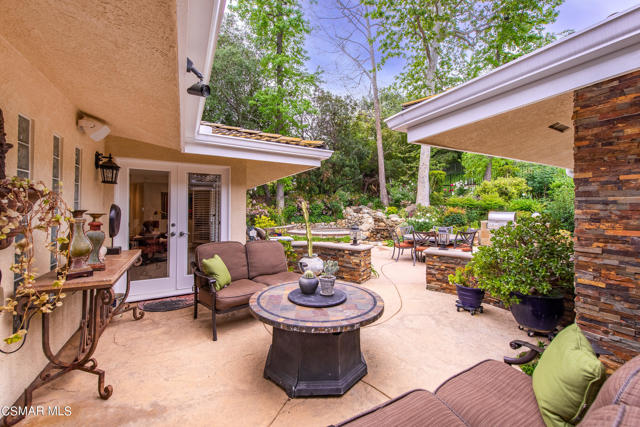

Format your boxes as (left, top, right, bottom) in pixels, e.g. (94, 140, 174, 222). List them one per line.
(300, 200, 313, 257)
(0, 177, 71, 346)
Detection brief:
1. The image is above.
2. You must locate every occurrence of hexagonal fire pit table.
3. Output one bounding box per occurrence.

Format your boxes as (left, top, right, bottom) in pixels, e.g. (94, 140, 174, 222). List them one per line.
(249, 281, 384, 397)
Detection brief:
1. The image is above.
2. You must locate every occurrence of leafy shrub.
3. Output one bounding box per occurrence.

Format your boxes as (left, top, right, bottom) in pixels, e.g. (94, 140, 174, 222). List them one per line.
(430, 170, 446, 193)
(442, 207, 467, 227)
(545, 176, 575, 232)
(388, 181, 416, 207)
(430, 191, 445, 206)
(478, 193, 508, 211)
(448, 264, 478, 288)
(283, 204, 299, 223)
(475, 177, 531, 202)
(254, 215, 276, 229)
(472, 214, 574, 307)
(508, 198, 543, 213)
(385, 206, 398, 215)
(405, 217, 436, 232)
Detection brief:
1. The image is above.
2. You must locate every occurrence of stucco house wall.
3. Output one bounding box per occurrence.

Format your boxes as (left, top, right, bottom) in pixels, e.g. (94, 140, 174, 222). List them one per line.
(0, 33, 109, 408)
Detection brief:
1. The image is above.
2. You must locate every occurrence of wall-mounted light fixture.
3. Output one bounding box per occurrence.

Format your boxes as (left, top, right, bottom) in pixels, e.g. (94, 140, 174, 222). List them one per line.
(94, 152, 120, 184)
(186, 57, 211, 97)
(548, 122, 570, 133)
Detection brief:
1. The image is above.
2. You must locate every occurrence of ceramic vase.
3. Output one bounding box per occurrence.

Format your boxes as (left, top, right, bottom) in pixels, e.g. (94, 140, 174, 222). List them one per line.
(67, 209, 94, 279)
(298, 276, 319, 295)
(86, 213, 106, 271)
(298, 254, 324, 275)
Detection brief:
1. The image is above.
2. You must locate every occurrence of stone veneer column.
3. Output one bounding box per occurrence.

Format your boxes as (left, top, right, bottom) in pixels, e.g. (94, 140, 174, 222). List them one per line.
(573, 70, 640, 370)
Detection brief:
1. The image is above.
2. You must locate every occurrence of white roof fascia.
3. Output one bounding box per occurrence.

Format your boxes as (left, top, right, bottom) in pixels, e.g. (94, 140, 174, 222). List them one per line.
(184, 130, 333, 167)
(386, 4, 640, 141)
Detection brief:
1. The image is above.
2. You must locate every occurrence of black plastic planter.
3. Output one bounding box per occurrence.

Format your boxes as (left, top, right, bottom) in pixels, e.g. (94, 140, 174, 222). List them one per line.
(510, 293, 564, 336)
(455, 284, 485, 315)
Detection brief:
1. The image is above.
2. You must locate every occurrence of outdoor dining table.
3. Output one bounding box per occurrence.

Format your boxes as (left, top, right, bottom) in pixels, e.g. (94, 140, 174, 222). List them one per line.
(249, 281, 384, 397)
(3, 250, 143, 426)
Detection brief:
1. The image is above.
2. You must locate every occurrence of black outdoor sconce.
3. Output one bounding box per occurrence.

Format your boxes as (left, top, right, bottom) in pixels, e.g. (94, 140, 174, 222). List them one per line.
(350, 225, 361, 246)
(95, 152, 120, 184)
(186, 57, 211, 97)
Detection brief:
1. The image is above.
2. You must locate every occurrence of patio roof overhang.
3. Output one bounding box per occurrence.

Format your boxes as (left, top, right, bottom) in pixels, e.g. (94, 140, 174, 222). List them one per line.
(385, 4, 640, 170)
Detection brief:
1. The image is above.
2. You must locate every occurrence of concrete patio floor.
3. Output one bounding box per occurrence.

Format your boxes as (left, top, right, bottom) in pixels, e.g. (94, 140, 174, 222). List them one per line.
(21, 246, 538, 426)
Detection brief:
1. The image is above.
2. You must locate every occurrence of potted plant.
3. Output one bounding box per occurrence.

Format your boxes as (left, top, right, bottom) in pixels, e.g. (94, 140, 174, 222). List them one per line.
(298, 270, 319, 295)
(319, 260, 339, 296)
(471, 214, 574, 336)
(296, 200, 323, 274)
(448, 264, 484, 315)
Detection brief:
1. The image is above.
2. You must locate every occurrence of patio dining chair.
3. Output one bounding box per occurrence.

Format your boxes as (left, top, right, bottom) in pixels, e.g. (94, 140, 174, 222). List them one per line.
(412, 231, 436, 265)
(390, 225, 414, 262)
(454, 228, 478, 251)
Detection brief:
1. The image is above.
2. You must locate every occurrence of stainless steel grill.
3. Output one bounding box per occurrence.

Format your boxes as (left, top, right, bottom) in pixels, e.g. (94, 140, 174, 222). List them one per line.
(487, 211, 516, 230)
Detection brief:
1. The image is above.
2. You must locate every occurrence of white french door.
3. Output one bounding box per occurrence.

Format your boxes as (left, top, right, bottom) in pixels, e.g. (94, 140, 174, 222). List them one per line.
(113, 159, 229, 301)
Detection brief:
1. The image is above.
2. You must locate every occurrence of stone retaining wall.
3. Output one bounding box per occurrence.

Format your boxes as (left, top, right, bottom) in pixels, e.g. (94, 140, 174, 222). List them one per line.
(424, 249, 575, 327)
(573, 70, 640, 370)
(289, 241, 372, 284)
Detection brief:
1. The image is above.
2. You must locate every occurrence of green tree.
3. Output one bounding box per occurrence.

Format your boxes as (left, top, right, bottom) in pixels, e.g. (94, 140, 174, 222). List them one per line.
(234, 0, 317, 210)
(202, 15, 266, 129)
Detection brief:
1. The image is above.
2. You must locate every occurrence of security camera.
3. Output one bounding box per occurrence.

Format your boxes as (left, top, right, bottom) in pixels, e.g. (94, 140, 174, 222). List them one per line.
(186, 57, 210, 98)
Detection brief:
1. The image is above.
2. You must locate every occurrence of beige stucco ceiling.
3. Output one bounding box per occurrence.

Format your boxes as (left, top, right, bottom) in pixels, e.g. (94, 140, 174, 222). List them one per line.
(0, 0, 180, 149)
(415, 92, 575, 169)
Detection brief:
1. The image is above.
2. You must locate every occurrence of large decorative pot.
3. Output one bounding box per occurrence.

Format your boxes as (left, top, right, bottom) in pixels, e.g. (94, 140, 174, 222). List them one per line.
(509, 292, 564, 336)
(298, 254, 324, 275)
(455, 284, 484, 315)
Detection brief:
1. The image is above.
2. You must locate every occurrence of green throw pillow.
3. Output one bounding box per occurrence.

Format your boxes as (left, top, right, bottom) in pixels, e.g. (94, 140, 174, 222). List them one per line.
(201, 255, 231, 291)
(532, 323, 606, 426)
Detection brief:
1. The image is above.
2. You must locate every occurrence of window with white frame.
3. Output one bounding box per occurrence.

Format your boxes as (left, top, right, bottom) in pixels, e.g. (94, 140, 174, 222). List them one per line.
(74, 147, 81, 209)
(16, 115, 31, 178)
(50, 135, 62, 270)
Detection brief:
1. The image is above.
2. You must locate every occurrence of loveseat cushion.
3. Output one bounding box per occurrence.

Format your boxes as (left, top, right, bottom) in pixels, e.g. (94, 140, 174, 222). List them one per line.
(532, 323, 606, 426)
(246, 240, 288, 278)
(333, 389, 466, 427)
(196, 241, 249, 281)
(215, 279, 265, 311)
(435, 359, 545, 427)
(580, 404, 640, 427)
(252, 271, 301, 286)
(589, 354, 640, 412)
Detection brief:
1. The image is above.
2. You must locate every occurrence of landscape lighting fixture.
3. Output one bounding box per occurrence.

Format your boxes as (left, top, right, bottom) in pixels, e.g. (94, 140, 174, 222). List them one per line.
(186, 57, 211, 97)
(548, 122, 570, 133)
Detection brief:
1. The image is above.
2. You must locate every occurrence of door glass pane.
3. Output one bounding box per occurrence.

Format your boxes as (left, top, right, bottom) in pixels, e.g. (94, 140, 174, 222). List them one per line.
(129, 169, 169, 281)
(188, 173, 221, 268)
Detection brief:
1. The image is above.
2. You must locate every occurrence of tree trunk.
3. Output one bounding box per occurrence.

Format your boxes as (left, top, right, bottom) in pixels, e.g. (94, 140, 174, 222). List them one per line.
(366, 15, 389, 207)
(262, 184, 272, 205)
(416, 145, 431, 206)
(276, 181, 284, 212)
(483, 156, 493, 181)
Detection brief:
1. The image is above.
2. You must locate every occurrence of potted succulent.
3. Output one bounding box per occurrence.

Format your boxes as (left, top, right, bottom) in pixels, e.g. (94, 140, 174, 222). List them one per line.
(296, 200, 323, 274)
(471, 214, 574, 336)
(448, 264, 484, 315)
(319, 260, 339, 296)
(298, 270, 319, 295)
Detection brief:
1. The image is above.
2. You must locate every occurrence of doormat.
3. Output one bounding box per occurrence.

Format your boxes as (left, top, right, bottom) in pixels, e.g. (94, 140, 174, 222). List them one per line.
(138, 294, 194, 312)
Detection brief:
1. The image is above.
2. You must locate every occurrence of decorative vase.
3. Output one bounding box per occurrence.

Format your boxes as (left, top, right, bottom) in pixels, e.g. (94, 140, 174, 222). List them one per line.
(319, 275, 336, 296)
(298, 254, 324, 275)
(298, 276, 319, 295)
(86, 213, 106, 271)
(67, 209, 94, 279)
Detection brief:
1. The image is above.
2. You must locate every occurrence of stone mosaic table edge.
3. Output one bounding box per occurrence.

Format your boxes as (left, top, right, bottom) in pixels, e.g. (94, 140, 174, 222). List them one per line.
(249, 282, 384, 334)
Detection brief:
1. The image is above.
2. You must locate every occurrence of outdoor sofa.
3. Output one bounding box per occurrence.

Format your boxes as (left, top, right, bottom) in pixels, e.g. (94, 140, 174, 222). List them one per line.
(192, 240, 300, 341)
(333, 336, 640, 426)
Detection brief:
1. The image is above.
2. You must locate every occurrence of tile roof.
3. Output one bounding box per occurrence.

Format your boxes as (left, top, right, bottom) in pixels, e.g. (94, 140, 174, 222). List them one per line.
(200, 122, 325, 149)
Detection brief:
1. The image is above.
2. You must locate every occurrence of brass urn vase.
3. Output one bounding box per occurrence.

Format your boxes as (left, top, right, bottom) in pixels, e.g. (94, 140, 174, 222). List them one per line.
(67, 209, 93, 279)
(86, 213, 106, 271)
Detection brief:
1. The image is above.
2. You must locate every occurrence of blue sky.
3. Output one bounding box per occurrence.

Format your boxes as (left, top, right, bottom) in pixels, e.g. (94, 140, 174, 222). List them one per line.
(304, 0, 640, 97)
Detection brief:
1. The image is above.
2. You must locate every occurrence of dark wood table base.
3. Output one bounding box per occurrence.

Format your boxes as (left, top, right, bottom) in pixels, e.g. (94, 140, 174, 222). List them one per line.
(264, 328, 367, 397)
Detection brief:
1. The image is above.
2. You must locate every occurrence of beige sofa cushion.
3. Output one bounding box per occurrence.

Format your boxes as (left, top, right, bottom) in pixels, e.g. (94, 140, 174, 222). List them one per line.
(246, 240, 288, 278)
(580, 404, 640, 427)
(334, 389, 466, 427)
(195, 241, 249, 281)
(435, 359, 545, 427)
(252, 271, 300, 287)
(215, 279, 265, 311)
